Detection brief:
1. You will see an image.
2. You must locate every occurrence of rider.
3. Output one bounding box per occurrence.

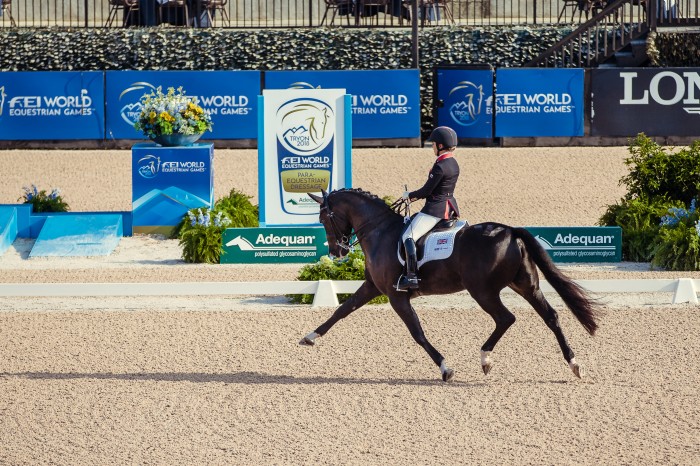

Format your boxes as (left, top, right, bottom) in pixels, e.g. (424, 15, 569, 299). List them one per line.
(397, 126, 461, 291)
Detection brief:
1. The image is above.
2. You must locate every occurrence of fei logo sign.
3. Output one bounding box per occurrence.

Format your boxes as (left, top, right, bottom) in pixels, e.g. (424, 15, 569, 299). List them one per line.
(526, 227, 622, 263)
(221, 227, 329, 264)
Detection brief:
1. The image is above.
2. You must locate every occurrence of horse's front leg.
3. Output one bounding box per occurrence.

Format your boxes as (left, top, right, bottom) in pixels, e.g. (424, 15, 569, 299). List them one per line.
(388, 295, 454, 382)
(299, 280, 382, 346)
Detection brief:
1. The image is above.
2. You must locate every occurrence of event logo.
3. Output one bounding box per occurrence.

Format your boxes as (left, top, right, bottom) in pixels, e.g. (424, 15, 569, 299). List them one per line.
(136, 154, 161, 179)
(447, 81, 485, 126)
(276, 98, 334, 155)
(119, 81, 156, 126)
(1, 88, 96, 117)
(0, 86, 6, 116)
(496, 92, 574, 114)
(619, 71, 700, 114)
(285, 81, 410, 116)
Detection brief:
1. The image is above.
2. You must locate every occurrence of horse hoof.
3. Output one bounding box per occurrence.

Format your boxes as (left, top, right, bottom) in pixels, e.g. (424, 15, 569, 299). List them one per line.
(482, 363, 492, 376)
(442, 368, 455, 382)
(298, 337, 315, 346)
(569, 359, 584, 378)
(571, 363, 584, 379)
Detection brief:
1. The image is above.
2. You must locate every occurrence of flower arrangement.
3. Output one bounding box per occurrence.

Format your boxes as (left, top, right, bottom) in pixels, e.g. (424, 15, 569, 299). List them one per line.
(652, 198, 700, 271)
(134, 86, 213, 140)
(178, 208, 231, 264)
(18, 185, 69, 213)
(176, 189, 260, 263)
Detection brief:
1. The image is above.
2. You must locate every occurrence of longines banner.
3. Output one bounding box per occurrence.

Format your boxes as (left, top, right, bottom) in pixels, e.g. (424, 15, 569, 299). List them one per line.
(0, 71, 104, 140)
(264, 70, 420, 139)
(495, 68, 584, 137)
(105, 70, 260, 140)
(591, 68, 700, 137)
(259, 89, 352, 227)
(434, 66, 494, 139)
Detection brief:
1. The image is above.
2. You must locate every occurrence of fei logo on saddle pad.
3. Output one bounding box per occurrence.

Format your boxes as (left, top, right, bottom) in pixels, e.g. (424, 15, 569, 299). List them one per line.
(221, 227, 328, 264)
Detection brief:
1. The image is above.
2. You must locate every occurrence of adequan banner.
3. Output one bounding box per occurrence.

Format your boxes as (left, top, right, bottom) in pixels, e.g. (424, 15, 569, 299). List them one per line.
(591, 68, 700, 137)
(221, 227, 328, 263)
(525, 226, 622, 263)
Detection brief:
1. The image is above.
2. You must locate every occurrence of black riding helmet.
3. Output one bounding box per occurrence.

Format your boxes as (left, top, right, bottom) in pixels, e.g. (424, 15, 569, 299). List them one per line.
(426, 126, 458, 150)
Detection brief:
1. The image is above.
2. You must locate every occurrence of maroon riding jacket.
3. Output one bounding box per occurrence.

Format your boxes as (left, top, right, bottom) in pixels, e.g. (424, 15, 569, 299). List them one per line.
(409, 152, 460, 220)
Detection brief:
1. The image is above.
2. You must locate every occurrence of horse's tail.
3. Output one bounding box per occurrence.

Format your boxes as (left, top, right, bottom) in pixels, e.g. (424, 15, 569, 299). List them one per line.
(513, 227, 601, 336)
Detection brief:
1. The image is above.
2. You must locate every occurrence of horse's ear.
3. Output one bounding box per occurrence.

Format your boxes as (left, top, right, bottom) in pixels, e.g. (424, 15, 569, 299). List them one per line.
(308, 192, 324, 204)
(321, 189, 328, 197)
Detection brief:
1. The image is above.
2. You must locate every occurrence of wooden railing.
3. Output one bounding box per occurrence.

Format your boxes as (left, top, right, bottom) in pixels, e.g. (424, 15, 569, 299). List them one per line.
(527, 0, 700, 67)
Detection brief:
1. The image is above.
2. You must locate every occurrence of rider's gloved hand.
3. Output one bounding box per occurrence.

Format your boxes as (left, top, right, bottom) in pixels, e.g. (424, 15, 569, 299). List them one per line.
(402, 191, 411, 201)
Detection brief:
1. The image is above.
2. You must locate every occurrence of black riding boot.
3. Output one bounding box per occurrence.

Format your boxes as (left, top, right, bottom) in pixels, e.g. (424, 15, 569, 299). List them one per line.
(397, 238, 419, 291)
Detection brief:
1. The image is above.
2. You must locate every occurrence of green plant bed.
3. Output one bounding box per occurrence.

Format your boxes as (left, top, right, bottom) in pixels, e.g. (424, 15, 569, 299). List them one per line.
(288, 250, 388, 305)
(652, 200, 700, 271)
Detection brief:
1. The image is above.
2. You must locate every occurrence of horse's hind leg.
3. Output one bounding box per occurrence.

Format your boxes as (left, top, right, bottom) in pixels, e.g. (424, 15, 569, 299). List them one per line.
(517, 287, 583, 378)
(389, 295, 454, 382)
(470, 291, 516, 376)
(299, 280, 382, 346)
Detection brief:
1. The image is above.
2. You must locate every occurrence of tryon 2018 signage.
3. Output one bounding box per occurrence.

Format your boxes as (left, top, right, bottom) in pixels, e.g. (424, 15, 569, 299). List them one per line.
(434, 66, 494, 139)
(259, 89, 352, 226)
(264, 70, 420, 140)
(591, 68, 700, 137)
(526, 226, 622, 262)
(105, 70, 260, 140)
(221, 227, 328, 263)
(495, 68, 584, 137)
(0, 71, 105, 140)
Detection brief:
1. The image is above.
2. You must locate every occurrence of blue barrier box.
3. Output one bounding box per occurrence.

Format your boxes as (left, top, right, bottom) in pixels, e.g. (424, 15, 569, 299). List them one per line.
(131, 142, 214, 236)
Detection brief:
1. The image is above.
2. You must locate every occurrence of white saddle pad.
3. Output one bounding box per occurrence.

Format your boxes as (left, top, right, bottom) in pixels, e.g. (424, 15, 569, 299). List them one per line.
(398, 220, 467, 269)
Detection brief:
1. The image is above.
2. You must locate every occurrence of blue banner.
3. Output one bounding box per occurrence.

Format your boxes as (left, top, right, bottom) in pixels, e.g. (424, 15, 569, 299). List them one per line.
(435, 68, 493, 138)
(0, 71, 105, 140)
(106, 70, 260, 140)
(495, 69, 584, 137)
(132, 142, 214, 235)
(264, 70, 420, 139)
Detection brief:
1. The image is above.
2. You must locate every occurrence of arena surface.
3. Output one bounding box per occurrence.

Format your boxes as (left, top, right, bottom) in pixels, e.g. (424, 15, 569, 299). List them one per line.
(1, 147, 699, 464)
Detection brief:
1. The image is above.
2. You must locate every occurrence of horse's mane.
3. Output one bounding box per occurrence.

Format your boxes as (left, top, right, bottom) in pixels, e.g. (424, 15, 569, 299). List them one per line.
(329, 188, 394, 213)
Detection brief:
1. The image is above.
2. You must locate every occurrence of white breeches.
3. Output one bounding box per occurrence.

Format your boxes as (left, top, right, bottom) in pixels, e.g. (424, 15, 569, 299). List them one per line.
(401, 212, 441, 243)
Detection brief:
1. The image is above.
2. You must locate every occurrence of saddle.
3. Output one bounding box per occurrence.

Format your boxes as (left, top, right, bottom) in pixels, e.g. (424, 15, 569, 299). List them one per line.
(397, 218, 468, 269)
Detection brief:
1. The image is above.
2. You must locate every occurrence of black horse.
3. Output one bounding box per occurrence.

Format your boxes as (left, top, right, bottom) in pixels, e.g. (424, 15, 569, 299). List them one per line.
(300, 188, 602, 382)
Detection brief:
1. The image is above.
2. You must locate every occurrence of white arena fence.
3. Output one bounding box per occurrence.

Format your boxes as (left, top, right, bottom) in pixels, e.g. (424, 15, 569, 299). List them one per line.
(0, 279, 698, 307)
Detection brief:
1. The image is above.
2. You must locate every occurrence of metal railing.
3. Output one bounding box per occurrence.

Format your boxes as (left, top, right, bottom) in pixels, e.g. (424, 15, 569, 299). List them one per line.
(0, 0, 671, 28)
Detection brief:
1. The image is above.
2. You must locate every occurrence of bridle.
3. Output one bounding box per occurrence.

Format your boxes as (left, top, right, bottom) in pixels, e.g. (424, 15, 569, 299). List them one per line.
(320, 197, 359, 252)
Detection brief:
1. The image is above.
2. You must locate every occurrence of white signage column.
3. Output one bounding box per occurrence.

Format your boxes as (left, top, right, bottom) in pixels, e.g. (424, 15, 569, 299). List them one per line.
(258, 89, 352, 226)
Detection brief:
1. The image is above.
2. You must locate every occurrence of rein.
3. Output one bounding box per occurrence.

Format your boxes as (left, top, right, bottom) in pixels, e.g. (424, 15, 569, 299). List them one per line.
(322, 197, 396, 252)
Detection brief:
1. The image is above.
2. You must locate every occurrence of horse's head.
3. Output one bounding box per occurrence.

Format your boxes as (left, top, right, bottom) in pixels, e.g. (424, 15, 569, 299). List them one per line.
(308, 189, 353, 258)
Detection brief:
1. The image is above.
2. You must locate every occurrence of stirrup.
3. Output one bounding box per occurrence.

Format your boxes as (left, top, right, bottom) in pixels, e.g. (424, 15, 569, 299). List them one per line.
(396, 274, 419, 291)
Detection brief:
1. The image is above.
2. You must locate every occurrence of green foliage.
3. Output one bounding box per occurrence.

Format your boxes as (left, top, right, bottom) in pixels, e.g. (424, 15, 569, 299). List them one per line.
(621, 134, 700, 204)
(598, 196, 683, 262)
(18, 185, 69, 213)
(651, 200, 700, 271)
(215, 188, 259, 228)
(178, 208, 231, 264)
(288, 250, 388, 305)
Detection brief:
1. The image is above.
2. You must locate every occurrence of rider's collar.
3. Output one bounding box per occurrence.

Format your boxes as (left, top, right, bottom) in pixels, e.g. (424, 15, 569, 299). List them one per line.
(436, 152, 454, 162)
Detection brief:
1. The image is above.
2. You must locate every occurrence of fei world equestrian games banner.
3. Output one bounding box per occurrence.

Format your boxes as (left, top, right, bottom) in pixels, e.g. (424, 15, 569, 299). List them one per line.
(259, 89, 352, 227)
(0, 71, 105, 140)
(495, 68, 584, 137)
(264, 70, 420, 140)
(105, 70, 260, 140)
(434, 66, 494, 139)
(591, 68, 700, 137)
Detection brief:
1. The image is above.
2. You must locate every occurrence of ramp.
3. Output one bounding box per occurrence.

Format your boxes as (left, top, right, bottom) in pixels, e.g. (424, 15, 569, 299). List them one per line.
(0, 206, 18, 256)
(29, 214, 123, 257)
